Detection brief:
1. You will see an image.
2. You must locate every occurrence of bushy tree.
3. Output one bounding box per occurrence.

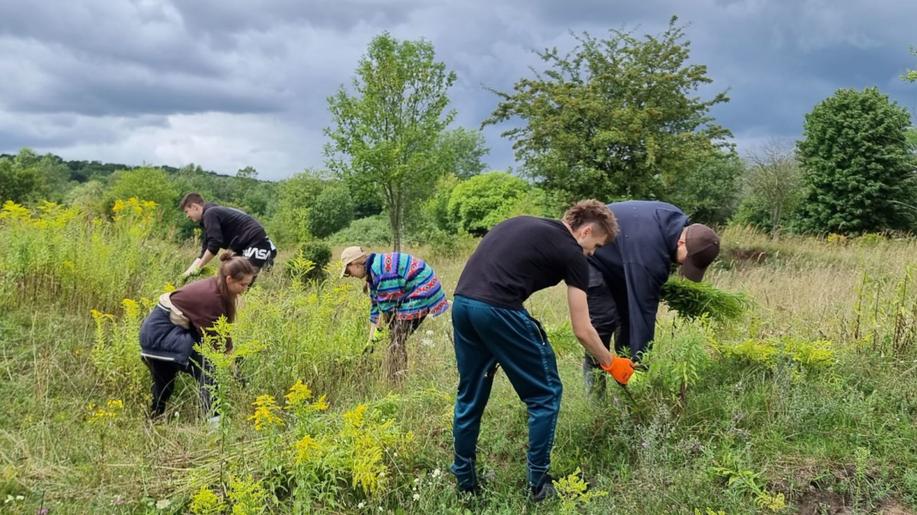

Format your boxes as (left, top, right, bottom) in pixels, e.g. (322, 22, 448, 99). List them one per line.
(485, 17, 731, 203)
(796, 87, 915, 234)
(268, 172, 324, 245)
(0, 155, 41, 203)
(662, 148, 742, 225)
(267, 171, 353, 244)
(106, 167, 180, 220)
(447, 172, 530, 235)
(434, 128, 489, 179)
(733, 143, 804, 234)
(66, 180, 108, 216)
(0, 148, 70, 203)
(420, 173, 461, 233)
(307, 183, 355, 238)
(325, 33, 456, 251)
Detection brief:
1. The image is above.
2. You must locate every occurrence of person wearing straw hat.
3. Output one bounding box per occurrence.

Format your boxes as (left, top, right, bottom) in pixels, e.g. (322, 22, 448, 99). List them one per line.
(583, 200, 720, 394)
(340, 246, 449, 382)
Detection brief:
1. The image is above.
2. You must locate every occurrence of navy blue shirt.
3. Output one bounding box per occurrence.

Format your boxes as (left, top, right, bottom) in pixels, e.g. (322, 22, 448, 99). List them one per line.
(589, 201, 689, 357)
(455, 216, 590, 310)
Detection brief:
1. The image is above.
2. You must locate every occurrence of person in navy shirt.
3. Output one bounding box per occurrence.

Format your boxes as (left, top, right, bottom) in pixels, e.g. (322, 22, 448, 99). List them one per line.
(584, 200, 720, 393)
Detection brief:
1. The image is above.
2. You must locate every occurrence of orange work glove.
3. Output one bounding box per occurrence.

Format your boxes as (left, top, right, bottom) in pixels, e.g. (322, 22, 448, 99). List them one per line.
(601, 356, 635, 385)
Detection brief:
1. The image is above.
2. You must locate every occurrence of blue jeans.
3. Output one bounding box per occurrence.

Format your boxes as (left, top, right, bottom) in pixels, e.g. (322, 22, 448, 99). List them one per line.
(450, 295, 563, 489)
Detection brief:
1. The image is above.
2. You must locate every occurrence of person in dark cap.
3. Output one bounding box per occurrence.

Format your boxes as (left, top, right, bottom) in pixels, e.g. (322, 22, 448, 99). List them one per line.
(584, 200, 720, 394)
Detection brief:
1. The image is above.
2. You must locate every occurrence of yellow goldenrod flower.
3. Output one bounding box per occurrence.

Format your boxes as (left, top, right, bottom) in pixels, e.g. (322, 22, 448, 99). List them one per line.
(284, 380, 312, 410)
(121, 299, 140, 319)
(310, 394, 329, 412)
(294, 434, 321, 464)
(248, 394, 283, 431)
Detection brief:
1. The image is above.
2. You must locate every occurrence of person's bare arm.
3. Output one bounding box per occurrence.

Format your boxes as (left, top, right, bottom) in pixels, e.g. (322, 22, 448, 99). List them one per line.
(568, 285, 635, 384)
(567, 285, 613, 367)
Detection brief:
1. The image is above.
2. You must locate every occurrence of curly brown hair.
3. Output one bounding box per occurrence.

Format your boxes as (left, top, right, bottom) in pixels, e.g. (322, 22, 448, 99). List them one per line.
(563, 199, 619, 242)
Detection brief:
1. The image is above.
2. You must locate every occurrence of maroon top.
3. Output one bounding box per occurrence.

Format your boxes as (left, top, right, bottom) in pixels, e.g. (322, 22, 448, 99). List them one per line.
(170, 276, 232, 336)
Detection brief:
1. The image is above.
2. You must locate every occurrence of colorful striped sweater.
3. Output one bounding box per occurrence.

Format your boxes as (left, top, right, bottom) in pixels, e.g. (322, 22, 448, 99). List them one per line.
(365, 252, 449, 324)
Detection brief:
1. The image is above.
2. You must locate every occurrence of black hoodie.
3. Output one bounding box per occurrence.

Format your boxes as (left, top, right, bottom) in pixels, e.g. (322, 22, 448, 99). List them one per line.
(198, 202, 267, 257)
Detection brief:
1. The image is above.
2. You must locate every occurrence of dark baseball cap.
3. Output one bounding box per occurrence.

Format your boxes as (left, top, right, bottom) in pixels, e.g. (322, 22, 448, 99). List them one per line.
(680, 224, 720, 282)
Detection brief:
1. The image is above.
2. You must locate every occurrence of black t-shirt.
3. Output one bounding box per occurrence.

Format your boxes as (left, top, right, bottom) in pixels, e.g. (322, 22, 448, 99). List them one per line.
(455, 216, 589, 309)
(199, 203, 268, 257)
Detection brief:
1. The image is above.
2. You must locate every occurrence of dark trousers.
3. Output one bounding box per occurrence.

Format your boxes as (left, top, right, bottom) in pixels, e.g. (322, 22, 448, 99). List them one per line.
(583, 281, 621, 396)
(451, 295, 562, 489)
(142, 353, 214, 417)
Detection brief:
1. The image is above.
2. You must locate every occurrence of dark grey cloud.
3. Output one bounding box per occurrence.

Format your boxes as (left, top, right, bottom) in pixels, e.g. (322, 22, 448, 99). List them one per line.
(0, 0, 914, 179)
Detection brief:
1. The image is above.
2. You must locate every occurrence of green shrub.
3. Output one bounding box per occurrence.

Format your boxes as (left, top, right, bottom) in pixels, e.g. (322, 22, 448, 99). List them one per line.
(286, 241, 332, 282)
(447, 172, 529, 234)
(327, 215, 392, 247)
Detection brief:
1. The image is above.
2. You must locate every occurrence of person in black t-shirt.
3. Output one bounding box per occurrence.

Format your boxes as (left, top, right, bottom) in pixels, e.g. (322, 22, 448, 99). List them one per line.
(450, 200, 636, 502)
(179, 192, 277, 280)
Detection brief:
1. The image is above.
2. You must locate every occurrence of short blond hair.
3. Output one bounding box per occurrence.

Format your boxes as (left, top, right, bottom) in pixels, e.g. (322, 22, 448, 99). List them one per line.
(563, 199, 619, 242)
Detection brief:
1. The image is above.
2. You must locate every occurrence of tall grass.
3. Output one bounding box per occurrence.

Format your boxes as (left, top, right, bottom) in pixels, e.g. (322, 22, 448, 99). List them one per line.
(0, 199, 187, 314)
(0, 211, 915, 513)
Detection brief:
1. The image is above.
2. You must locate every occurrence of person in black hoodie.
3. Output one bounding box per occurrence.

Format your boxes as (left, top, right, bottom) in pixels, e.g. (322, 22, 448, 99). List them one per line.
(179, 192, 276, 280)
(584, 200, 720, 394)
(139, 254, 256, 419)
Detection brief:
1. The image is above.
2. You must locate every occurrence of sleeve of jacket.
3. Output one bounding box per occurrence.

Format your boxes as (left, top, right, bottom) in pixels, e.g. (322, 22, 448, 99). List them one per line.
(370, 276, 405, 320)
(621, 261, 665, 358)
(202, 210, 224, 255)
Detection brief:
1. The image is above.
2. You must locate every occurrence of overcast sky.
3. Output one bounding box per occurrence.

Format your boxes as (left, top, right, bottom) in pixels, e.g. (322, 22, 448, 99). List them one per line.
(1, 0, 915, 180)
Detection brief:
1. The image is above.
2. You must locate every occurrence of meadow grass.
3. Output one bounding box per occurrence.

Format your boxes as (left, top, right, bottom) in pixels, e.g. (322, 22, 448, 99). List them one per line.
(0, 206, 915, 514)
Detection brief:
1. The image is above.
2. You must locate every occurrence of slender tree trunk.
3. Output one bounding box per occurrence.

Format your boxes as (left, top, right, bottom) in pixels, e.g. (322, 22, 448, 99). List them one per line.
(391, 185, 404, 252)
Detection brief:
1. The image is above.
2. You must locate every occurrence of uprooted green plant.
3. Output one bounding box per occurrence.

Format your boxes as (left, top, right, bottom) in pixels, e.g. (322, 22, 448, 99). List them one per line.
(661, 276, 750, 321)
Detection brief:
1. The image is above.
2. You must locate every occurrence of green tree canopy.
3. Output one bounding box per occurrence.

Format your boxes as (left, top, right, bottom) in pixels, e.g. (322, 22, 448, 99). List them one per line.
(267, 171, 354, 244)
(485, 17, 731, 204)
(796, 87, 915, 234)
(434, 128, 489, 179)
(325, 33, 456, 251)
(307, 182, 355, 239)
(662, 148, 742, 225)
(106, 167, 181, 222)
